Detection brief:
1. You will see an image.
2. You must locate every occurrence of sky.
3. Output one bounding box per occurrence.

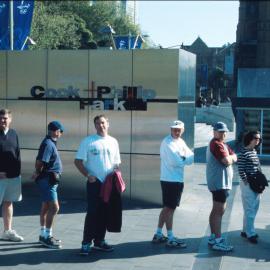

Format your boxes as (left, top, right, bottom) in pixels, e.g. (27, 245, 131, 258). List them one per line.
(138, 1, 240, 48)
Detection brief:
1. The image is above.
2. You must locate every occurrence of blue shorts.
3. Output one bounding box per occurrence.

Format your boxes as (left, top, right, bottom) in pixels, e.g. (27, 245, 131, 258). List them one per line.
(36, 176, 58, 202)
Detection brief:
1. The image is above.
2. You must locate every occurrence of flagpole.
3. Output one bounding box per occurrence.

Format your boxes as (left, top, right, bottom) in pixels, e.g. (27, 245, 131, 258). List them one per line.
(10, 0, 14, 50)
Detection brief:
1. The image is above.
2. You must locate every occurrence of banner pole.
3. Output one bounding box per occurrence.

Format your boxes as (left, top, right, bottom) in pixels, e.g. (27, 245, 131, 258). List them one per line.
(10, 0, 14, 50)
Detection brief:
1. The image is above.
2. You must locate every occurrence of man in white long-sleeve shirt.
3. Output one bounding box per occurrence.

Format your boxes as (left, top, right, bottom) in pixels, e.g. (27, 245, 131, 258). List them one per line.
(152, 120, 194, 248)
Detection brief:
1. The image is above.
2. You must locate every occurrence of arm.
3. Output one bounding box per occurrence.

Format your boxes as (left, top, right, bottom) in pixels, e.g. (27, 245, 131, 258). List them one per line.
(74, 159, 96, 183)
(237, 153, 248, 183)
(221, 153, 237, 166)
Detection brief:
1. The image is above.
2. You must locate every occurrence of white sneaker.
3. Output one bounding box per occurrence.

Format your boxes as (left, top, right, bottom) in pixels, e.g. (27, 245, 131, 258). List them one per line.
(1, 230, 24, 242)
(212, 239, 233, 252)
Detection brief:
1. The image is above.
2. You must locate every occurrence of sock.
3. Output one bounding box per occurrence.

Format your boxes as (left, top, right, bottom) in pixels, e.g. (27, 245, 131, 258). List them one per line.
(40, 226, 46, 237)
(156, 227, 163, 236)
(44, 228, 52, 239)
(210, 233, 216, 239)
(167, 230, 174, 240)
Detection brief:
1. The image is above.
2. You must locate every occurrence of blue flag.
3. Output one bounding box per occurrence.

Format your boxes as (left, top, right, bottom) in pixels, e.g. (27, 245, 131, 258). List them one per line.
(0, 0, 34, 50)
(0, 0, 10, 49)
(13, 0, 35, 50)
(114, 35, 143, 50)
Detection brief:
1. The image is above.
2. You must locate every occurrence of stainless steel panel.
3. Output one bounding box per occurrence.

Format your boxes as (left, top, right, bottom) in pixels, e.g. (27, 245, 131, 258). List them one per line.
(7, 51, 47, 98)
(0, 52, 7, 98)
(132, 103, 177, 154)
(47, 50, 88, 99)
(133, 49, 179, 98)
(6, 100, 46, 149)
(130, 154, 161, 204)
(47, 101, 88, 151)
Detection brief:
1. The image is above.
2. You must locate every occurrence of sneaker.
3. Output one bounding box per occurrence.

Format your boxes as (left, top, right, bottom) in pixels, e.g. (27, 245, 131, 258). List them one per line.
(248, 235, 258, 244)
(208, 236, 217, 246)
(92, 240, 114, 252)
(41, 236, 62, 249)
(1, 230, 24, 242)
(212, 239, 233, 252)
(240, 232, 258, 239)
(39, 235, 61, 244)
(80, 243, 91, 256)
(166, 237, 187, 248)
(152, 233, 168, 244)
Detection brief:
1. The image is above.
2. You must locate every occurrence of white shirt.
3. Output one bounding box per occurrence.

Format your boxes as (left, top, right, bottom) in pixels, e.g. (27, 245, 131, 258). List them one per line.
(76, 134, 121, 182)
(160, 135, 194, 182)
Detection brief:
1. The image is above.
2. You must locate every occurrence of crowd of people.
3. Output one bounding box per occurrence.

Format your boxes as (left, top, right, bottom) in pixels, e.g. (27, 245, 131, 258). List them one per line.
(0, 108, 266, 255)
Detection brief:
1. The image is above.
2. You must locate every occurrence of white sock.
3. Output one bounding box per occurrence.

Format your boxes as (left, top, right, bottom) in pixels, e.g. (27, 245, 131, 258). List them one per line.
(40, 227, 46, 237)
(167, 230, 174, 240)
(156, 227, 163, 236)
(44, 228, 52, 239)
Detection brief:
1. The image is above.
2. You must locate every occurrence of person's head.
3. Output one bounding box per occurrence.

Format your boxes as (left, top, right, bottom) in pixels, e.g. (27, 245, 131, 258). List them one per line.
(0, 109, 12, 131)
(48, 121, 64, 139)
(243, 131, 261, 149)
(94, 115, 109, 137)
(213, 121, 229, 141)
(170, 120, 184, 139)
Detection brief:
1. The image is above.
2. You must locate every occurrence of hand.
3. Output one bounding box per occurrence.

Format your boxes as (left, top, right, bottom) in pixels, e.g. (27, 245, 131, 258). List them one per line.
(0, 172, 7, 179)
(87, 175, 97, 183)
(31, 171, 38, 180)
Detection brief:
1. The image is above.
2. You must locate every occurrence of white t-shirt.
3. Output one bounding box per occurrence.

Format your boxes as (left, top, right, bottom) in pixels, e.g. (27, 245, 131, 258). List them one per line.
(160, 135, 194, 182)
(76, 134, 121, 182)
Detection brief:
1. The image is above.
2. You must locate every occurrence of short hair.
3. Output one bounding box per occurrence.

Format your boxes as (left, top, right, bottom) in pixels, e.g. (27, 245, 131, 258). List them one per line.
(243, 130, 261, 146)
(0, 109, 12, 116)
(93, 115, 108, 124)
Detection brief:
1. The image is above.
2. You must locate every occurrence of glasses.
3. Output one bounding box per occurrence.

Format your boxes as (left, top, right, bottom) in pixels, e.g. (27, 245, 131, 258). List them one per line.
(253, 137, 261, 140)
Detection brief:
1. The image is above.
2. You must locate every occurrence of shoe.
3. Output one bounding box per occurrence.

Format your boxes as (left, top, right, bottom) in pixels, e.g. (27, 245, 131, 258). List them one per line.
(80, 243, 91, 256)
(248, 235, 258, 244)
(41, 236, 62, 249)
(212, 239, 233, 252)
(166, 237, 187, 248)
(152, 233, 168, 244)
(39, 235, 61, 244)
(92, 240, 114, 252)
(240, 232, 258, 239)
(208, 236, 218, 246)
(1, 230, 24, 242)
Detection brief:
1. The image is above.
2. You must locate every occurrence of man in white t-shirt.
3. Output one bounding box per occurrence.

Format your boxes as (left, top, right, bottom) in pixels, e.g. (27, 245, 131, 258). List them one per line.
(74, 115, 121, 256)
(152, 120, 194, 248)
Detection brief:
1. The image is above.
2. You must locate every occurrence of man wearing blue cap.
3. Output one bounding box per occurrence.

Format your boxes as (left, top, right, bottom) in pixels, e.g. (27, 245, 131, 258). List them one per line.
(206, 121, 237, 252)
(32, 121, 64, 249)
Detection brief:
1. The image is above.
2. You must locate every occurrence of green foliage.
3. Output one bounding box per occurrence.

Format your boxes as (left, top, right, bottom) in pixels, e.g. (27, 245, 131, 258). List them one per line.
(30, 1, 142, 50)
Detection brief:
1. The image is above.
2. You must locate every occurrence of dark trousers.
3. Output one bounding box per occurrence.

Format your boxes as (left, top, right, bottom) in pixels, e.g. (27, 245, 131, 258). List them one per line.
(82, 180, 106, 245)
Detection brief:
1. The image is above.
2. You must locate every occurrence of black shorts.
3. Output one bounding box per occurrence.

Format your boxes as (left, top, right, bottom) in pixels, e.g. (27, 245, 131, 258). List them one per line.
(161, 181, 184, 209)
(211, 189, 230, 203)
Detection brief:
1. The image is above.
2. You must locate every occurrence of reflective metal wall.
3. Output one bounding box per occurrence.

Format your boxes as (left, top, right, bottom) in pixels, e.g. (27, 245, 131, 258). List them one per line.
(0, 49, 196, 204)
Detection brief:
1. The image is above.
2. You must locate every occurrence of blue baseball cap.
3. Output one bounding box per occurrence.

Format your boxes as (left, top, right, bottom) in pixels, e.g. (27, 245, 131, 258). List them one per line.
(48, 121, 64, 132)
(213, 122, 228, 132)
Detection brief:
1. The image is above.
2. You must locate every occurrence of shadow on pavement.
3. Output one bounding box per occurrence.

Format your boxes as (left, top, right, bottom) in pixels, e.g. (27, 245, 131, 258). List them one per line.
(1, 229, 270, 267)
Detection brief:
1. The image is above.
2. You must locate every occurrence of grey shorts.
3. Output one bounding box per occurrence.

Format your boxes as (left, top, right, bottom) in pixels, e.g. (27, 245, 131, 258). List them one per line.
(0, 176, 22, 204)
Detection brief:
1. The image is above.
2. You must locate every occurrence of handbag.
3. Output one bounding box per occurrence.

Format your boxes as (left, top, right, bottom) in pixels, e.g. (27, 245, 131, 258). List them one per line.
(247, 171, 268, 193)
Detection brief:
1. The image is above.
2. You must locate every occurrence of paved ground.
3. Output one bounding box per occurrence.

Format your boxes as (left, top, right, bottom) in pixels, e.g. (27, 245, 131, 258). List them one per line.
(1, 124, 270, 270)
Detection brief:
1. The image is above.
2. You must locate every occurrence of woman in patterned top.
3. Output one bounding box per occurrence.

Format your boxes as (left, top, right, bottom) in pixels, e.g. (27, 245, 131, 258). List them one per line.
(237, 131, 262, 244)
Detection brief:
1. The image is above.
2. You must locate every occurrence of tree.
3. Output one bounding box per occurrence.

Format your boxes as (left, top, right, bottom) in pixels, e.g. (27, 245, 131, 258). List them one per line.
(30, 1, 142, 49)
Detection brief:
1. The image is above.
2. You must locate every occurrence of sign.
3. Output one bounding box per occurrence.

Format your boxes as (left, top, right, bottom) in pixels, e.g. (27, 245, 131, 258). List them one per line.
(19, 83, 157, 111)
(0, 1, 9, 49)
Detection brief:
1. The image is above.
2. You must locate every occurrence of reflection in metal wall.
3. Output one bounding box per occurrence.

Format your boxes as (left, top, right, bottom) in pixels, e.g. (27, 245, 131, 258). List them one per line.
(0, 49, 196, 204)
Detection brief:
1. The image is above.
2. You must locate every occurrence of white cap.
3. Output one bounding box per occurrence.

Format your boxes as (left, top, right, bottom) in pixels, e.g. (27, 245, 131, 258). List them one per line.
(170, 120, 184, 129)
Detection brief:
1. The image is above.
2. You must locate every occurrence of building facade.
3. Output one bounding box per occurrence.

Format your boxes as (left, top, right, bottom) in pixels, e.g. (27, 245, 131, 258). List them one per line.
(233, 0, 270, 157)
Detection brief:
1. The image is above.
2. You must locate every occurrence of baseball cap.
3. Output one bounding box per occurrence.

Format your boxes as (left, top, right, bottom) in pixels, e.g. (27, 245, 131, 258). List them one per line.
(48, 121, 64, 132)
(170, 120, 184, 129)
(213, 122, 228, 132)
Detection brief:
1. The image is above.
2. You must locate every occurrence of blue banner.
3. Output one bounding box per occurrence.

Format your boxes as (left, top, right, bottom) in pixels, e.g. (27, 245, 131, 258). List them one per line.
(0, 0, 10, 49)
(13, 0, 35, 50)
(114, 35, 143, 50)
(0, 0, 34, 50)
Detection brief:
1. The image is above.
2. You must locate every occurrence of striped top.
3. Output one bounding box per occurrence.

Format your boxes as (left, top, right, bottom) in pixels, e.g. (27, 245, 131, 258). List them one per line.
(237, 147, 260, 183)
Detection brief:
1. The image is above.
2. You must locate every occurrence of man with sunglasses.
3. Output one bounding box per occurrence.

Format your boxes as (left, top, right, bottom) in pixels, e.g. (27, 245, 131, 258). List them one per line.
(206, 121, 237, 252)
(32, 121, 64, 249)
